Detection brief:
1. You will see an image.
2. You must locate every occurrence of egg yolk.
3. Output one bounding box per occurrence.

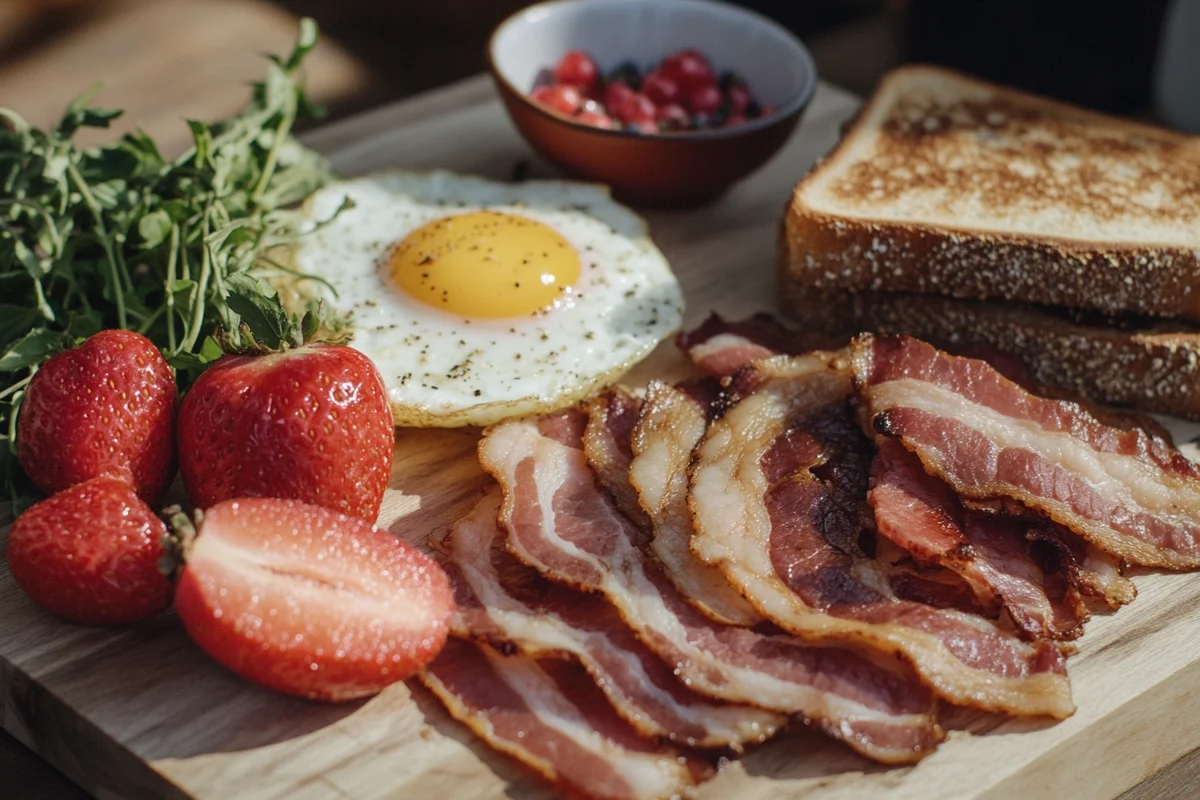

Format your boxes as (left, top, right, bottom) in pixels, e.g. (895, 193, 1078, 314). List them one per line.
(388, 211, 582, 318)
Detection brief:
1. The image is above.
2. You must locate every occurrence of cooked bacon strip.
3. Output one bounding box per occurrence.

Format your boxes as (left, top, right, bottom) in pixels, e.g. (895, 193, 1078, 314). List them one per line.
(871, 440, 1091, 640)
(681, 315, 1174, 446)
(444, 491, 781, 749)
(688, 354, 1073, 718)
(479, 412, 944, 764)
(676, 313, 802, 377)
(420, 638, 707, 800)
(1030, 528, 1137, 608)
(852, 334, 1200, 570)
(587, 385, 761, 626)
(583, 389, 651, 529)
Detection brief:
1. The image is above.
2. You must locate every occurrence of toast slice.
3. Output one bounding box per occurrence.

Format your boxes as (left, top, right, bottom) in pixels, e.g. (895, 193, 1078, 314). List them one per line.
(779, 284, 1200, 420)
(781, 65, 1200, 320)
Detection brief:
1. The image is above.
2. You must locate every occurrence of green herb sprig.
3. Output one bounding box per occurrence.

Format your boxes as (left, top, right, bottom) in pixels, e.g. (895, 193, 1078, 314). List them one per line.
(0, 18, 348, 505)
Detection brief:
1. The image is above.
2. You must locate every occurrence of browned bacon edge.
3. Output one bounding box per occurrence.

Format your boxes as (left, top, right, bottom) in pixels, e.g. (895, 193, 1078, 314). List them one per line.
(419, 638, 710, 800)
(870, 440, 1089, 641)
(588, 386, 762, 627)
(478, 411, 946, 764)
(582, 389, 651, 529)
(442, 491, 782, 750)
(852, 334, 1200, 570)
(688, 353, 1075, 719)
(679, 314, 1173, 445)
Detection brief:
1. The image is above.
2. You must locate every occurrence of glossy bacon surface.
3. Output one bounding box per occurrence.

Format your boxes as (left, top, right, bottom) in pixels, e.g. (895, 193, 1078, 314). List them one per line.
(420, 638, 708, 800)
(688, 353, 1074, 718)
(589, 385, 762, 627)
(853, 335, 1200, 570)
(478, 410, 945, 764)
(442, 491, 782, 750)
(870, 440, 1095, 641)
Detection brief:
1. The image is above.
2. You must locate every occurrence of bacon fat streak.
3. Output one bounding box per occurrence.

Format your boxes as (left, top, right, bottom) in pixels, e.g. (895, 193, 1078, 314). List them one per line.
(420, 638, 708, 800)
(688, 353, 1074, 718)
(442, 491, 782, 750)
(853, 335, 1200, 570)
(478, 410, 945, 764)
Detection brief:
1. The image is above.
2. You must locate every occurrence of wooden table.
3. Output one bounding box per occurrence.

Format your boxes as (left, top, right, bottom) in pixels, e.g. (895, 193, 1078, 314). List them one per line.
(4, 72, 1200, 800)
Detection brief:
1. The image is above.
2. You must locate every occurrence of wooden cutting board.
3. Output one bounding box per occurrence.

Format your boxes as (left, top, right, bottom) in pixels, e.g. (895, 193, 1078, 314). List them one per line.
(3, 75, 1200, 800)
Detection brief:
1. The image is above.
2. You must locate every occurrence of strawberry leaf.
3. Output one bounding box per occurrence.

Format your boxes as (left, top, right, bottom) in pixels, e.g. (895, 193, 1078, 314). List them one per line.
(224, 276, 291, 351)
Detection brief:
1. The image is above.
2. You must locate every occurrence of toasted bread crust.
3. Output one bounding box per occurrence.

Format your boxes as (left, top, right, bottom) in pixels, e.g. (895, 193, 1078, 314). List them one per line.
(782, 209, 1200, 320)
(777, 283, 1200, 420)
(784, 65, 1200, 320)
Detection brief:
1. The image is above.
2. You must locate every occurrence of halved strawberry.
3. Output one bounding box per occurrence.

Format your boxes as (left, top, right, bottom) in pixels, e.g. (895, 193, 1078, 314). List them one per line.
(172, 498, 453, 701)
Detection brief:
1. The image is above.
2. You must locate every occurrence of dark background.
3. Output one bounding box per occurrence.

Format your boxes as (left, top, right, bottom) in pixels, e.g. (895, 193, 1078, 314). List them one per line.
(275, 0, 1171, 115)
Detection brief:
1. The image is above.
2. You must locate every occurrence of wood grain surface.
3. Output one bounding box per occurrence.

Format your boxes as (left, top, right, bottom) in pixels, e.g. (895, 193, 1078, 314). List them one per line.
(3, 74, 1200, 800)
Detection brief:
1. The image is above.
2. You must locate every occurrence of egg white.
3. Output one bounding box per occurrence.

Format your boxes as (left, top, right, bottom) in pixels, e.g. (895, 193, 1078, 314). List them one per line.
(291, 170, 684, 427)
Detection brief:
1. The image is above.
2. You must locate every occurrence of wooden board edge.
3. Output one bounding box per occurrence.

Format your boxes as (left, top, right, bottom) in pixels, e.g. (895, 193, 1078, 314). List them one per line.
(981, 649, 1200, 799)
(1, 655, 187, 800)
(1120, 746, 1200, 800)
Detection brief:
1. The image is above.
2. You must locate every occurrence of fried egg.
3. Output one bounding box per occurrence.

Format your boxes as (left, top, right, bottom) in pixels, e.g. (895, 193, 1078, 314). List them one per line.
(292, 171, 684, 427)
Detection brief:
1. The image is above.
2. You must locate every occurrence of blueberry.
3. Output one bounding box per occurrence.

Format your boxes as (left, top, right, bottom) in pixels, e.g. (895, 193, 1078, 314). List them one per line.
(606, 61, 642, 88)
(532, 68, 555, 90)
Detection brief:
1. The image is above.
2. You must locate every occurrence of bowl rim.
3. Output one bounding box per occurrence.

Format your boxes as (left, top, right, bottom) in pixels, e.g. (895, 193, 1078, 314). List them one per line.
(486, 0, 819, 142)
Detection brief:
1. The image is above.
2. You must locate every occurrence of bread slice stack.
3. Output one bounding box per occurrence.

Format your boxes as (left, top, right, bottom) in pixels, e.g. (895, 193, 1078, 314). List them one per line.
(779, 65, 1200, 419)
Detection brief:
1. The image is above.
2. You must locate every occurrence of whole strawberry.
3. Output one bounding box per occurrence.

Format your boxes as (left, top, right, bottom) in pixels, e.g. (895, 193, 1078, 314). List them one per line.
(177, 343, 394, 521)
(18, 329, 177, 504)
(171, 498, 453, 701)
(7, 476, 173, 625)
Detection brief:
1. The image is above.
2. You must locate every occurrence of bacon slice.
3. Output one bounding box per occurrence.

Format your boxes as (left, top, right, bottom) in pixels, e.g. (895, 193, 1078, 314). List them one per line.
(688, 353, 1073, 718)
(443, 491, 781, 749)
(582, 388, 651, 529)
(870, 439, 1092, 641)
(588, 385, 762, 627)
(479, 412, 944, 764)
(852, 334, 1200, 570)
(419, 638, 707, 800)
(680, 315, 1174, 445)
(676, 313, 806, 377)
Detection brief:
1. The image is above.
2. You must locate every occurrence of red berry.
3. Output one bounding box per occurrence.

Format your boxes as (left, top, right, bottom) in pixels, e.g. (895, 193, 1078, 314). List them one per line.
(613, 92, 657, 125)
(18, 329, 176, 505)
(758, 104, 776, 118)
(552, 51, 599, 92)
(7, 476, 172, 625)
(531, 84, 583, 116)
(728, 82, 752, 116)
(601, 81, 636, 115)
(662, 50, 716, 92)
(655, 103, 690, 130)
(641, 70, 680, 106)
(177, 344, 394, 521)
(173, 497, 454, 701)
(724, 113, 748, 127)
(576, 110, 616, 129)
(686, 84, 723, 116)
(629, 120, 659, 135)
(670, 48, 712, 71)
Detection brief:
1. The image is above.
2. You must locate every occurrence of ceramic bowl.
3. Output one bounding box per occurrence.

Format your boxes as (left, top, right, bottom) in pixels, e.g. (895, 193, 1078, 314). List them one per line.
(488, 0, 818, 207)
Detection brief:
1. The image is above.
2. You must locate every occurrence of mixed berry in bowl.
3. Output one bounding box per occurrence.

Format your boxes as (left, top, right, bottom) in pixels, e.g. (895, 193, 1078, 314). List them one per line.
(530, 49, 774, 134)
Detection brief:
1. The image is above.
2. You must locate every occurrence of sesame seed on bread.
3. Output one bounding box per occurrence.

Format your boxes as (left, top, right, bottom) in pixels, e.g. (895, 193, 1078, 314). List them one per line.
(782, 65, 1200, 320)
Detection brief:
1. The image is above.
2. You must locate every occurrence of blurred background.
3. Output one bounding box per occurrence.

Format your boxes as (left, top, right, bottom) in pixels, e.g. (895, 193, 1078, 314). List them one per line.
(2, 0, 1197, 157)
(1, 0, 1198, 796)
